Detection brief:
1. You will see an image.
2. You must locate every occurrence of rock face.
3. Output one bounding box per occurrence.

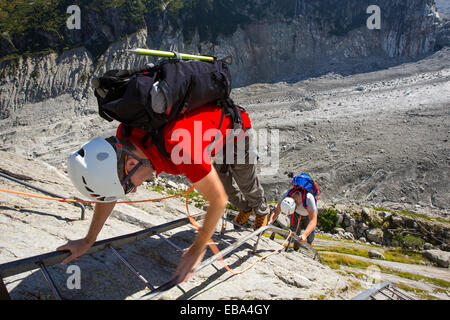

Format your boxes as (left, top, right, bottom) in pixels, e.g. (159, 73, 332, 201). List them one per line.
(422, 250, 450, 268)
(368, 250, 385, 260)
(0, 150, 355, 300)
(318, 205, 450, 250)
(366, 228, 384, 243)
(0, 0, 442, 116)
(0, 2, 448, 229)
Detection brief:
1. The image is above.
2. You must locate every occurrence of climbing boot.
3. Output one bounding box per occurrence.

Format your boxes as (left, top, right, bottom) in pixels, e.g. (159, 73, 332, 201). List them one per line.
(234, 209, 254, 229)
(253, 214, 268, 231)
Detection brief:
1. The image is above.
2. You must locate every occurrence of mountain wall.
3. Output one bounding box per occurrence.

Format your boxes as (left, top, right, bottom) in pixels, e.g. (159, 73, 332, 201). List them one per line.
(0, 0, 443, 118)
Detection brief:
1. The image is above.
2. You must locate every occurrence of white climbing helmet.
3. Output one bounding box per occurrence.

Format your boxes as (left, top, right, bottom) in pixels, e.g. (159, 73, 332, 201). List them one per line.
(67, 137, 125, 202)
(281, 197, 296, 215)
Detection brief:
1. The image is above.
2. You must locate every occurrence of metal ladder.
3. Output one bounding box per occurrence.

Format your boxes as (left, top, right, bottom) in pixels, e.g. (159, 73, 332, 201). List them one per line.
(0, 211, 320, 300)
(352, 282, 416, 300)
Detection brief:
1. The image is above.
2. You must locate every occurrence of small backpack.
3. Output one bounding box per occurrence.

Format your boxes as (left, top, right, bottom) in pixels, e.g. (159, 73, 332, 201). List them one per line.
(92, 58, 243, 158)
(288, 173, 320, 209)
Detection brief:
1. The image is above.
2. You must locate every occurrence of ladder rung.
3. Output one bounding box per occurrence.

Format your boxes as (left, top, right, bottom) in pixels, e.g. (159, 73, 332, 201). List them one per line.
(108, 246, 155, 291)
(39, 263, 63, 300)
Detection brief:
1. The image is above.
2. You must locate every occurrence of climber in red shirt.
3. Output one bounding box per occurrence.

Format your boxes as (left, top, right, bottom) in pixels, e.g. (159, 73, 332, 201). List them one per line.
(58, 104, 269, 284)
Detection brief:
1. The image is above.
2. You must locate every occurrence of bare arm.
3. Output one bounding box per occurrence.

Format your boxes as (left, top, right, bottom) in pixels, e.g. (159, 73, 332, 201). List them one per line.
(268, 202, 282, 224)
(58, 201, 116, 265)
(85, 202, 117, 243)
(301, 207, 317, 241)
(172, 167, 228, 283)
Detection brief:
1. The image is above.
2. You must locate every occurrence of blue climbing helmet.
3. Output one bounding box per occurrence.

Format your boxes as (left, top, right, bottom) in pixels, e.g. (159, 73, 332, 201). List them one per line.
(288, 173, 320, 209)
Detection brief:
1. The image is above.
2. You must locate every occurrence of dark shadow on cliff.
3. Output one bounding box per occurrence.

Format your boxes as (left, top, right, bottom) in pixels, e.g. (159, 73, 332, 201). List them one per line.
(234, 52, 438, 88)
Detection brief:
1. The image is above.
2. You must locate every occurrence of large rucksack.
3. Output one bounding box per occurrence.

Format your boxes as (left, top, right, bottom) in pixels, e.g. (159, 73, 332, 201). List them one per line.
(288, 173, 320, 209)
(92, 58, 242, 157)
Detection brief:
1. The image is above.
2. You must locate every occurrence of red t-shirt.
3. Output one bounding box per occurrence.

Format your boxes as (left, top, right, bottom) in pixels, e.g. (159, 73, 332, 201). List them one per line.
(116, 105, 252, 183)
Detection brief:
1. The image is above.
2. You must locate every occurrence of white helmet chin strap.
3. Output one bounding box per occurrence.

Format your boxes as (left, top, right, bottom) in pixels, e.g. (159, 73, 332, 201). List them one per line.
(107, 137, 154, 195)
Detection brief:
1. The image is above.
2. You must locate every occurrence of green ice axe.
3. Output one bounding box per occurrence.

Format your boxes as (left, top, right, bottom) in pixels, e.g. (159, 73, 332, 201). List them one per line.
(127, 48, 216, 62)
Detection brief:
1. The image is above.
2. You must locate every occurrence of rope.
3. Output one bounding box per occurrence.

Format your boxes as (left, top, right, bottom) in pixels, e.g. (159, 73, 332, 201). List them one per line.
(228, 230, 293, 275)
(0, 185, 290, 276)
(184, 190, 293, 275)
(0, 186, 194, 204)
(183, 189, 237, 274)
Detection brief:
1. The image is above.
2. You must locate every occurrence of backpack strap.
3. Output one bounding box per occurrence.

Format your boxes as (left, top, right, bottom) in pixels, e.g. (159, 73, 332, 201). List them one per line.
(222, 98, 243, 130)
(146, 129, 171, 159)
(288, 186, 309, 209)
(121, 125, 133, 138)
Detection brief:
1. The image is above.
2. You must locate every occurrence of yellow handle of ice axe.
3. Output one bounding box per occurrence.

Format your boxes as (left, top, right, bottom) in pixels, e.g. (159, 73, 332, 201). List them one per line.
(127, 48, 215, 62)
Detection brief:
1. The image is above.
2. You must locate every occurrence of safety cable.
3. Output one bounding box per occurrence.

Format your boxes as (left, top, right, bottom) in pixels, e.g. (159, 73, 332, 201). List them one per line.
(0, 185, 292, 276)
(184, 190, 293, 275)
(0, 186, 194, 204)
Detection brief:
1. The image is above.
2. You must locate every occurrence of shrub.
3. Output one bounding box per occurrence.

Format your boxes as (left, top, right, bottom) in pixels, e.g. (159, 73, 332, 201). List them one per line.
(318, 208, 338, 233)
(393, 234, 425, 250)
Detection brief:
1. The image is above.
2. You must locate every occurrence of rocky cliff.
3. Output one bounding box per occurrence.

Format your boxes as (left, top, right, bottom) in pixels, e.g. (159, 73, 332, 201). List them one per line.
(1, 150, 448, 300)
(0, 0, 443, 117)
(0, 1, 448, 213)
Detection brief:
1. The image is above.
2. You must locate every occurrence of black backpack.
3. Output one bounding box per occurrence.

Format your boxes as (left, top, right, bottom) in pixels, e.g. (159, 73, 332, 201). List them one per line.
(92, 58, 243, 158)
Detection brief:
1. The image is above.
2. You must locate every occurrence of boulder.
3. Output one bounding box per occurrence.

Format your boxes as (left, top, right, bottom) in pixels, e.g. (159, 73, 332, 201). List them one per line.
(440, 243, 450, 252)
(344, 232, 355, 241)
(335, 213, 344, 226)
(391, 215, 404, 227)
(361, 208, 383, 228)
(362, 208, 371, 217)
(423, 250, 450, 268)
(274, 214, 290, 229)
(165, 180, 179, 190)
(360, 223, 369, 232)
(403, 217, 418, 229)
(345, 225, 355, 233)
(354, 222, 369, 238)
(366, 228, 384, 244)
(343, 215, 351, 227)
(381, 211, 392, 221)
(333, 227, 346, 235)
(368, 250, 385, 260)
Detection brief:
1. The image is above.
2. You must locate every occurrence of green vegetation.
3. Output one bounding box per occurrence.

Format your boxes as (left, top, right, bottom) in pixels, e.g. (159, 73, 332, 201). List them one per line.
(397, 209, 450, 225)
(320, 252, 373, 270)
(383, 248, 429, 265)
(146, 183, 207, 209)
(395, 283, 427, 294)
(392, 234, 425, 250)
(374, 207, 450, 225)
(347, 279, 363, 291)
(317, 208, 338, 232)
(316, 245, 429, 265)
(0, 0, 377, 61)
(0, 0, 254, 57)
(226, 203, 239, 212)
(316, 246, 370, 258)
(320, 252, 450, 289)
